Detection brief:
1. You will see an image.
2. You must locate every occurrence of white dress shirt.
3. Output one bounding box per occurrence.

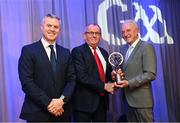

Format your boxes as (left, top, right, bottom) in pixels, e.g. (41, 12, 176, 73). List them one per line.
(125, 38, 140, 62)
(41, 37, 57, 61)
(89, 46, 107, 73)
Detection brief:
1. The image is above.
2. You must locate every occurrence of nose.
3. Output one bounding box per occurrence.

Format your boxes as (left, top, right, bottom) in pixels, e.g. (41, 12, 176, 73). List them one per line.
(92, 33, 97, 37)
(50, 27, 56, 31)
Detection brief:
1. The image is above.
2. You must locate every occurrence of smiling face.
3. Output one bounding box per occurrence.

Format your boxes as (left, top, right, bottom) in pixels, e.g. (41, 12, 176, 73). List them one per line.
(121, 21, 139, 45)
(84, 24, 102, 48)
(41, 16, 61, 44)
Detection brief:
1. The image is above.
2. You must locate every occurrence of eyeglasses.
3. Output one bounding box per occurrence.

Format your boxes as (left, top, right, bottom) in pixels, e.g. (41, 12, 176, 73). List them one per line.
(85, 32, 101, 36)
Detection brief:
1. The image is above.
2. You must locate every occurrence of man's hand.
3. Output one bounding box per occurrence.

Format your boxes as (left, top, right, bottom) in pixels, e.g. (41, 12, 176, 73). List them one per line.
(47, 98, 65, 117)
(104, 82, 115, 94)
(111, 70, 116, 81)
(111, 69, 125, 82)
(115, 80, 129, 88)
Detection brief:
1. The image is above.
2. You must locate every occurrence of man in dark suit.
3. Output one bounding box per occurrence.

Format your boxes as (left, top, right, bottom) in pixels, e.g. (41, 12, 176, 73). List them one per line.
(71, 24, 115, 122)
(115, 20, 157, 122)
(18, 14, 76, 122)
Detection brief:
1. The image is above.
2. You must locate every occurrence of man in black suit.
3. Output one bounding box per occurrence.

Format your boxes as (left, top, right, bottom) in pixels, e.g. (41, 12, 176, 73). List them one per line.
(71, 24, 114, 122)
(18, 14, 76, 122)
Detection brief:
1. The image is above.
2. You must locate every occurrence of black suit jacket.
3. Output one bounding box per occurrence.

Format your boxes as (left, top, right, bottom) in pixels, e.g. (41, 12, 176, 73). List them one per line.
(18, 40, 76, 121)
(71, 43, 112, 113)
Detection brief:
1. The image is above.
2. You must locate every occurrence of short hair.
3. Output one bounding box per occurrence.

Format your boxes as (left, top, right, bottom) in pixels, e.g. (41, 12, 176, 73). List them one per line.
(84, 23, 102, 33)
(122, 20, 138, 29)
(41, 14, 61, 25)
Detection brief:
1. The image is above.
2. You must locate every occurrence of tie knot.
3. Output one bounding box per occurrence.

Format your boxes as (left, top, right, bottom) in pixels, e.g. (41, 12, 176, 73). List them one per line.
(93, 47, 97, 51)
(49, 45, 54, 50)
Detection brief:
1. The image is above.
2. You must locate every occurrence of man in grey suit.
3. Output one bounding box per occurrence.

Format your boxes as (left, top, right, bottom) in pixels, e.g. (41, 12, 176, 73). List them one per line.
(115, 20, 157, 122)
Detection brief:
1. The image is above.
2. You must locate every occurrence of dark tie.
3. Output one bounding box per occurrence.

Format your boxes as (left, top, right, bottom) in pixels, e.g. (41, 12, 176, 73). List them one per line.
(93, 47, 106, 82)
(49, 45, 57, 75)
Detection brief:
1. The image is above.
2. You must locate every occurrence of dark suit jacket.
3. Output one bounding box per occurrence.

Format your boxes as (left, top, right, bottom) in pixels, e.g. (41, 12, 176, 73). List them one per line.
(71, 43, 112, 113)
(18, 40, 76, 121)
(120, 40, 157, 108)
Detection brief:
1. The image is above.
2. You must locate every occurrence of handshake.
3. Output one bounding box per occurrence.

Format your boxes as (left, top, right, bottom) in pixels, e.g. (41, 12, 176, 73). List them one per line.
(104, 69, 129, 94)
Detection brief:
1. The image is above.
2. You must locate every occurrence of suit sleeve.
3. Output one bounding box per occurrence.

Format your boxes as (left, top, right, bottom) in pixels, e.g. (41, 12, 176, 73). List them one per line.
(71, 48, 105, 93)
(18, 46, 51, 109)
(61, 52, 76, 101)
(128, 43, 157, 89)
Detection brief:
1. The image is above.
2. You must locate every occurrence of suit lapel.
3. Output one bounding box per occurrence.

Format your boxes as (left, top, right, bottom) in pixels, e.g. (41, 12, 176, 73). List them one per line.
(121, 44, 129, 69)
(124, 40, 142, 69)
(84, 43, 97, 66)
(56, 44, 64, 75)
(38, 41, 56, 81)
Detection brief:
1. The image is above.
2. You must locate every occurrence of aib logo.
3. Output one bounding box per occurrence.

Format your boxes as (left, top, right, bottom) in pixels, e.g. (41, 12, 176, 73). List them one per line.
(97, 0, 174, 45)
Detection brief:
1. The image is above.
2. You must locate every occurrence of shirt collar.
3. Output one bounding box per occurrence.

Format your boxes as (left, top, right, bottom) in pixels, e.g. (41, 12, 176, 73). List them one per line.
(89, 45, 100, 51)
(41, 37, 56, 49)
(129, 37, 140, 48)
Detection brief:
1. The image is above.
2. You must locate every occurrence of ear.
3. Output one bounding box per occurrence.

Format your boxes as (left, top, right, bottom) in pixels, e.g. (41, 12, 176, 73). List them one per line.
(59, 28, 62, 33)
(40, 25, 43, 32)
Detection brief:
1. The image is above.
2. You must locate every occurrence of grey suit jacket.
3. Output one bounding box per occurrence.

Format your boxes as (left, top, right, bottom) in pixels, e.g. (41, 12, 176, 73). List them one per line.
(120, 40, 157, 108)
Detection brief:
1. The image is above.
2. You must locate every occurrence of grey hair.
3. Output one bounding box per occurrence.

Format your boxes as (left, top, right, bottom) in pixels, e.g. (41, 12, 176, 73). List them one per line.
(122, 20, 138, 29)
(41, 14, 61, 25)
(84, 23, 102, 33)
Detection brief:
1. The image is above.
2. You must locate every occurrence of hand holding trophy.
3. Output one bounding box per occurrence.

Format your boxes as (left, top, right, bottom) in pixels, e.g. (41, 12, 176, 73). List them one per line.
(108, 52, 123, 83)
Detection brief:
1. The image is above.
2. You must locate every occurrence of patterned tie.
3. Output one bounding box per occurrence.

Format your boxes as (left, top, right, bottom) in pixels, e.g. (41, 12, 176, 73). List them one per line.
(93, 47, 106, 82)
(49, 45, 57, 76)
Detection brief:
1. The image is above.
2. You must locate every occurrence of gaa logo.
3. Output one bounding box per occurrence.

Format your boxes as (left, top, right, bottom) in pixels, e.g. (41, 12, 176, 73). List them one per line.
(97, 0, 174, 45)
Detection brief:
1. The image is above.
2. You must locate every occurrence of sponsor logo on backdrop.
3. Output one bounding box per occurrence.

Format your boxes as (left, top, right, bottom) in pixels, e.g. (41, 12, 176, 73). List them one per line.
(98, 0, 174, 44)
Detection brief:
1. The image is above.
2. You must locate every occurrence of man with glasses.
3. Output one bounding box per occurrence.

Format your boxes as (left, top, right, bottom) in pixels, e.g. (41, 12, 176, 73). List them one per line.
(71, 24, 115, 122)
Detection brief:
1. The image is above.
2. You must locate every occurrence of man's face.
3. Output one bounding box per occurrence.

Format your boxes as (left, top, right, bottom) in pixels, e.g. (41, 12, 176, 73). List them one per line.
(84, 25, 101, 48)
(122, 22, 139, 44)
(41, 17, 61, 43)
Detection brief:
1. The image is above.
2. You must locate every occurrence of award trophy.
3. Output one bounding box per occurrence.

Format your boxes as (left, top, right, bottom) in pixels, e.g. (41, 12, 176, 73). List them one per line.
(108, 52, 123, 83)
